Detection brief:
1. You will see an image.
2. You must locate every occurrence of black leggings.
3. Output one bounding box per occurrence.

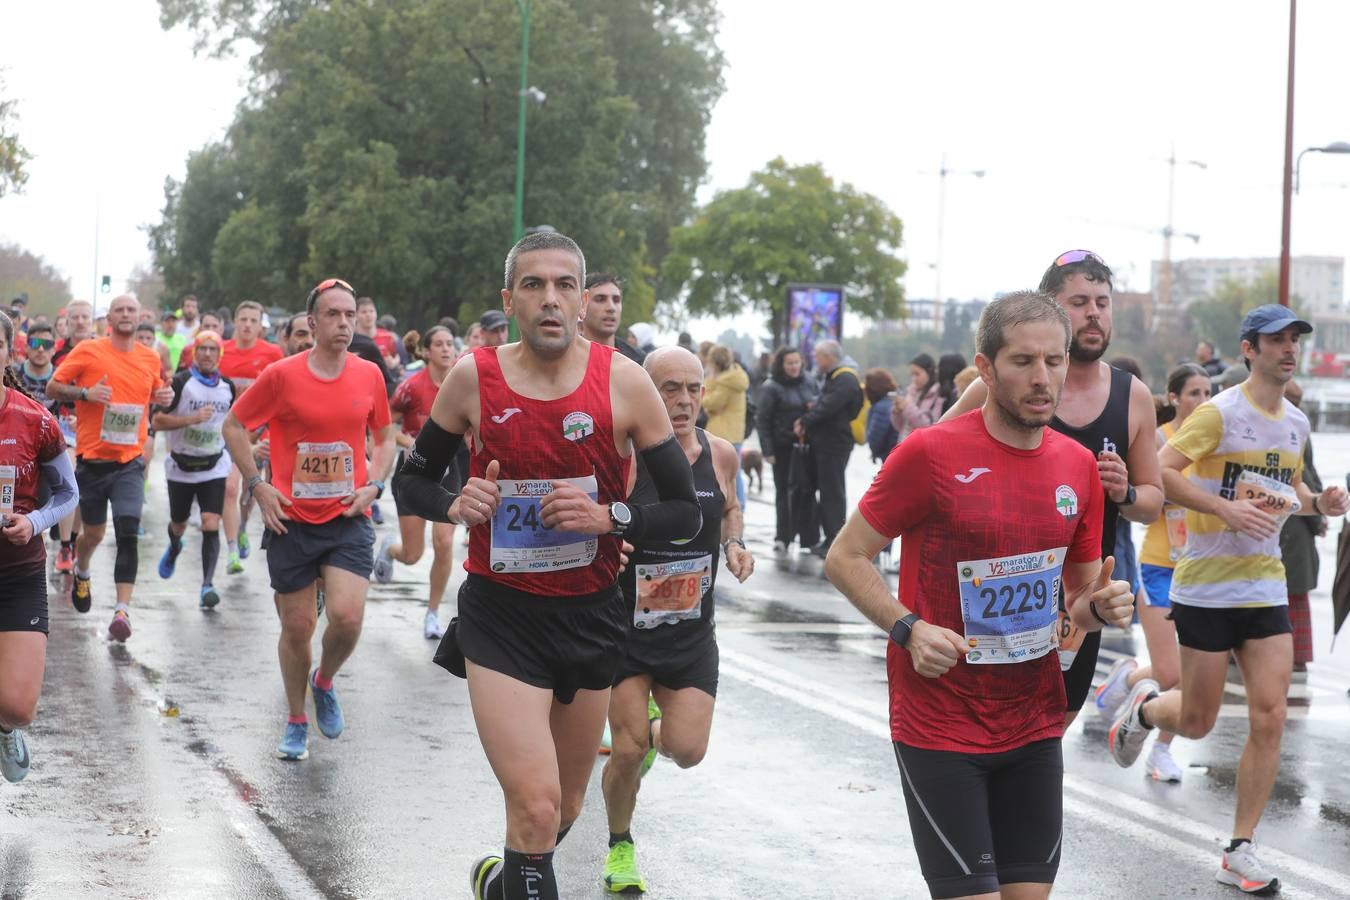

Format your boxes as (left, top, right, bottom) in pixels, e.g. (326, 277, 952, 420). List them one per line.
(167, 478, 227, 521)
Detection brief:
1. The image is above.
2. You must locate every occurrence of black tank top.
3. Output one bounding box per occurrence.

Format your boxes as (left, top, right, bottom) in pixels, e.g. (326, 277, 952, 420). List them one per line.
(622, 429, 724, 638)
(1051, 364, 1132, 558)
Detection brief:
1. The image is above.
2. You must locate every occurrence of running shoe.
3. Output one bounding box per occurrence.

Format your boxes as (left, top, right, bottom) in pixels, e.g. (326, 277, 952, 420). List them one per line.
(1108, 678, 1158, 768)
(373, 535, 396, 584)
(158, 541, 183, 579)
(0, 728, 30, 783)
(310, 669, 344, 739)
(108, 609, 132, 642)
(1147, 742, 1183, 783)
(772, 540, 788, 554)
(71, 573, 92, 613)
(238, 532, 250, 560)
(1215, 840, 1280, 895)
(639, 695, 661, 777)
(1094, 656, 1139, 721)
(200, 584, 221, 610)
(227, 551, 244, 575)
(470, 855, 503, 900)
(275, 721, 309, 760)
(370, 502, 384, 525)
(54, 544, 74, 574)
(599, 721, 612, 756)
(603, 840, 647, 894)
(423, 609, 444, 640)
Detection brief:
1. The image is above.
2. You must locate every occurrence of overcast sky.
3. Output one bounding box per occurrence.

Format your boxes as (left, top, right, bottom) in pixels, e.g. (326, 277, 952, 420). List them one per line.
(3, 0, 1350, 319)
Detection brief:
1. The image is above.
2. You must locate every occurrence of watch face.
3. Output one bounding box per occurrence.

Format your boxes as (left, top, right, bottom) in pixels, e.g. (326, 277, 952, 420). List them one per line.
(612, 503, 632, 525)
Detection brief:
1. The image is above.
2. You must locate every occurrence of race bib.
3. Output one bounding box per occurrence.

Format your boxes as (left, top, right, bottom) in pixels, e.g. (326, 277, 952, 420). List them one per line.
(100, 403, 143, 446)
(634, 554, 713, 629)
(958, 547, 1064, 665)
(1164, 507, 1187, 563)
(182, 424, 223, 453)
(292, 441, 355, 499)
(1055, 604, 1087, 672)
(489, 475, 599, 574)
(1236, 470, 1300, 528)
(0, 465, 14, 516)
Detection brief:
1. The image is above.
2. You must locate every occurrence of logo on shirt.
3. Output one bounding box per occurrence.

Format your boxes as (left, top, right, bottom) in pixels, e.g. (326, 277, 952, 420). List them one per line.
(1054, 484, 1078, 518)
(562, 411, 594, 443)
(1242, 426, 1256, 442)
(491, 408, 522, 424)
(1101, 437, 1117, 454)
(954, 467, 991, 484)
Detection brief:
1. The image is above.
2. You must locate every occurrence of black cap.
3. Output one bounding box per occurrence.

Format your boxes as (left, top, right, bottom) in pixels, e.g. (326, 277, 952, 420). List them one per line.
(480, 309, 509, 330)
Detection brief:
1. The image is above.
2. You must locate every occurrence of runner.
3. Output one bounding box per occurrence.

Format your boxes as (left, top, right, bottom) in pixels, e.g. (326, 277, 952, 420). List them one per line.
(580, 273, 645, 364)
(218, 300, 283, 575)
(1106, 306, 1348, 895)
(0, 310, 79, 783)
(599, 346, 753, 894)
(391, 231, 701, 900)
(372, 325, 460, 639)
(826, 291, 1134, 900)
(1093, 363, 1210, 784)
(49, 293, 173, 640)
(281, 312, 314, 356)
(151, 330, 236, 609)
(157, 308, 188, 371)
(943, 249, 1162, 724)
(222, 278, 395, 761)
(49, 300, 93, 570)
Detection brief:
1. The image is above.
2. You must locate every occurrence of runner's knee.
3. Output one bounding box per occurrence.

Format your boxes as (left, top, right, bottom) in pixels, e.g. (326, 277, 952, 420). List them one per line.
(1248, 700, 1287, 740)
(506, 789, 562, 837)
(660, 730, 708, 769)
(0, 695, 38, 730)
(1177, 705, 1219, 739)
(112, 516, 140, 583)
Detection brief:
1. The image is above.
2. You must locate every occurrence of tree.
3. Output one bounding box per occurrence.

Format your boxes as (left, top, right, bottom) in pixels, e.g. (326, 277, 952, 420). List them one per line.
(0, 79, 32, 197)
(0, 243, 72, 317)
(126, 262, 167, 312)
(661, 158, 906, 342)
(1186, 269, 1302, 362)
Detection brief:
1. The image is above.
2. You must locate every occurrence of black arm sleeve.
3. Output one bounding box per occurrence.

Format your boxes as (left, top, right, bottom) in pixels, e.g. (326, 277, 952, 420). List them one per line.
(391, 418, 464, 523)
(626, 435, 702, 543)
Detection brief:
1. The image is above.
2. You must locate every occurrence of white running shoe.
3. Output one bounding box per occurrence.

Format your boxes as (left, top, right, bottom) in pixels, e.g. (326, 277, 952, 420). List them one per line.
(372, 535, 395, 584)
(1108, 678, 1159, 768)
(424, 609, 445, 640)
(1094, 656, 1139, 721)
(1146, 742, 1183, 783)
(0, 728, 30, 783)
(1215, 840, 1279, 895)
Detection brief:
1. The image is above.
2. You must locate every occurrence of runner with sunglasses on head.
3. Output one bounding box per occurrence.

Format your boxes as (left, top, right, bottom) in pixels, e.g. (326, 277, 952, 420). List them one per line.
(0, 310, 79, 784)
(49, 294, 174, 640)
(943, 250, 1163, 725)
(223, 279, 395, 761)
(392, 232, 701, 900)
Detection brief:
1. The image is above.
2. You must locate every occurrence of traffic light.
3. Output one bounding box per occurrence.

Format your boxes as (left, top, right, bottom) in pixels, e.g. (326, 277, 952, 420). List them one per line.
(100, 275, 111, 293)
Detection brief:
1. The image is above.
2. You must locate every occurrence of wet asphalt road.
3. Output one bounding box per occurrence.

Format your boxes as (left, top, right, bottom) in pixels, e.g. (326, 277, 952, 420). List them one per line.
(3, 437, 1350, 899)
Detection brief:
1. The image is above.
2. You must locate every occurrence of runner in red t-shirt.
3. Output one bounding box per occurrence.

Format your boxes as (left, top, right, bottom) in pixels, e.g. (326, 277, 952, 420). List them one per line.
(371, 326, 459, 639)
(0, 310, 80, 783)
(825, 291, 1134, 900)
(223, 281, 394, 762)
(218, 300, 284, 574)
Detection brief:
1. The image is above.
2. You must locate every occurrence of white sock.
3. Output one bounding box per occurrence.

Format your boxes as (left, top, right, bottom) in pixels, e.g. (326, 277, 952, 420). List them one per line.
(228, 539, 238, 554)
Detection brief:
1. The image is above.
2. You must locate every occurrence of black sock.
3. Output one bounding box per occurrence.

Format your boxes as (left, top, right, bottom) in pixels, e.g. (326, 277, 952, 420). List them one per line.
(555, 823, 572, 846)
(1138, 697, 1155, 730)
(501, 847, 557, 900)
(201, 530, 221, 584)
(608, 830, 633, 848)
(167, 524, 183, 551)
(1226, 838, 1251, 852)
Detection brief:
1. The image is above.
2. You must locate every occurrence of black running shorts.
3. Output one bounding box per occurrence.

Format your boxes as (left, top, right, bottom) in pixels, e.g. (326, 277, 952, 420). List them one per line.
(453, 573, 628, 704)
(167, 477, 227, 521)
(0, 564, 49, 634)
(893, 738, 1063, 899)
(1062, 628, 1101, 713)
(1170, 602, 1292, 652)
(615, 626, 719, 697)
(75, 458, 146, 525)
(262, 515, 375, 594)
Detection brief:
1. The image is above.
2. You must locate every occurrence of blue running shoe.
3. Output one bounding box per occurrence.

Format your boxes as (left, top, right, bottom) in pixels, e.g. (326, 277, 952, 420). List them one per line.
(158, 542, 182, 579)
(200, 584, 220, 609)
(238, 532, 250, 560)
(370, 502, 384, 525)
(276, 721, 309, 760)
(310, 670, 344, 739)
(0, 728, 31, 783)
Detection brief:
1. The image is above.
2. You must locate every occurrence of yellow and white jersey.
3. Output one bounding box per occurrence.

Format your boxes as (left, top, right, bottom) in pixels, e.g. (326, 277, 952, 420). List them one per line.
(1168, 384, 1309, 609)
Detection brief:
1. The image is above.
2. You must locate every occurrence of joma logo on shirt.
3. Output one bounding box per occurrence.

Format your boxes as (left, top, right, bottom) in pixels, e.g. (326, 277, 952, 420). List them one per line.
(1220, 462, 1292, 501)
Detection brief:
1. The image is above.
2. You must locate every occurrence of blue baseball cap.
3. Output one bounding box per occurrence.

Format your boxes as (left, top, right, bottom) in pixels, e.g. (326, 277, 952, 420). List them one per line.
(1239, 304, 1312, 340)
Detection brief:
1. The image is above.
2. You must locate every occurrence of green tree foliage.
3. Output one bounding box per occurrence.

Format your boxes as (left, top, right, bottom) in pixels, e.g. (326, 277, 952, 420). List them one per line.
(151, 0, 723, 329)
(1185, 269, 1303, 361)
(0, 80, 32, 198)
(661, 158, 906, 341)
(0, 243, 72, 317)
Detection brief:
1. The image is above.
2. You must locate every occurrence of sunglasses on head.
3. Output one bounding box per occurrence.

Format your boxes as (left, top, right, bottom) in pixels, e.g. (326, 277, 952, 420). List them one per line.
(26, 337, 55, 350)
(306, 277, 355, 306)
(1053, 249, 1106, 268)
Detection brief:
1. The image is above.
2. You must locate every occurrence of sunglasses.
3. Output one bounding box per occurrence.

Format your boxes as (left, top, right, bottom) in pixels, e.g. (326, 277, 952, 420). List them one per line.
(306, 277, 356, 306)
(1053, 249, 1106, 268)
(26, 337, 55, 350)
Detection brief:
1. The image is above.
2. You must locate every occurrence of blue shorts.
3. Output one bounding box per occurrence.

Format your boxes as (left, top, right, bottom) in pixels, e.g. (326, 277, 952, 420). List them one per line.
(1139, 563, 1173, 609)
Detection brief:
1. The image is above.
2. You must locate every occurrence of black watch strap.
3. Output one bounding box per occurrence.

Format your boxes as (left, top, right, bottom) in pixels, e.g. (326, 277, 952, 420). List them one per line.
(1122, 485, 1137, 506)
(889, 613, 920, 648)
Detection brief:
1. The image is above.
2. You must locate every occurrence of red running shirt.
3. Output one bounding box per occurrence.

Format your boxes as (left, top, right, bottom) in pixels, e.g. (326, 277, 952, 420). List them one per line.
(232, 352, 391, 525)
(465, 343, 627, 595)
(390, 368, 439, 438)
(219, 339, 283, 388)
(0, 387, 66, 573)
(857, 411, 1102, 753)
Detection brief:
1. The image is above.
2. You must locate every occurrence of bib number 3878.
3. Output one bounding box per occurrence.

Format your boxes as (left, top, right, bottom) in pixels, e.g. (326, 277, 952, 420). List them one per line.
(957, 547, 1065, 665)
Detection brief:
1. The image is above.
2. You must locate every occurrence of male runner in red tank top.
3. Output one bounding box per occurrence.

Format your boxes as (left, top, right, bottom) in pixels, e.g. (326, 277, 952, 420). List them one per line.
(392, 231, 701, 900)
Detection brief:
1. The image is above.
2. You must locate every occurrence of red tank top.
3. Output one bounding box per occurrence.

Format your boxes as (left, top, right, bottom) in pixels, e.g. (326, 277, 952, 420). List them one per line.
(465, 343, 627, 595)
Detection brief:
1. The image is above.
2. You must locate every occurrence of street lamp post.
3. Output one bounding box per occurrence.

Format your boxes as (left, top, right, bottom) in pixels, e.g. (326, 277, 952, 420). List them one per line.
(1295, 142, 1350, 193)
(1277, 0, 1297, 307)
(513, 0, 532, 246)
(1158, 147, 1207, 311)
(932, 152, 985, 332)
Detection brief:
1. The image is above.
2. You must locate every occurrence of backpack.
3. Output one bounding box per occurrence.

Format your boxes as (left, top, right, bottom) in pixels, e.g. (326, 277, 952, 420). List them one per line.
(829, 366, 869, 445)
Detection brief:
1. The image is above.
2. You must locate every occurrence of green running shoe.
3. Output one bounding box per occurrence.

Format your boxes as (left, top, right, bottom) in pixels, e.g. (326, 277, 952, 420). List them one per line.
(227, 551, 244, 575)
(639, 695, 661, 778)
(603, 840, 647, 894)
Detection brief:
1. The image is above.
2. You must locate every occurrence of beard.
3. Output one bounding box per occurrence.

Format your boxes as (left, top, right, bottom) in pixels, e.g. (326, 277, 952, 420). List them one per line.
(1069, 326, 1109, 363)
(990, 377, 1058, 431)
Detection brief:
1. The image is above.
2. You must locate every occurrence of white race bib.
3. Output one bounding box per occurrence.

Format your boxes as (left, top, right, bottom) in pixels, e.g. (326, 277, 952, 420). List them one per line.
(0, 465, 15, 516)
(489, 475, 599, 573)
(182, 424, 223, 453)
(957, 547, 1065, 665)
(292, 441, 355, 499)
(1236, 469, 1300, 528)
(100, 403, 143, 446)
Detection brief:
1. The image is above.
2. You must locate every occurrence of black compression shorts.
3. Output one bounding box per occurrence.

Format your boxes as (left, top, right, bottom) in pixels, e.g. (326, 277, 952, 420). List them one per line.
(167, 478, 227, 521)
(1170, 602, 1292, 652)
(0, 564, 49, 634)
(1062, 628, 1101, 713)
(615, 626, 719, 697)
(893, 738, 1063, 899)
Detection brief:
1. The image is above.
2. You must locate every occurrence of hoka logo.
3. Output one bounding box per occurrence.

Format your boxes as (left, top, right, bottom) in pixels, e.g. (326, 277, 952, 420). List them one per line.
(954, 467, 991, 484)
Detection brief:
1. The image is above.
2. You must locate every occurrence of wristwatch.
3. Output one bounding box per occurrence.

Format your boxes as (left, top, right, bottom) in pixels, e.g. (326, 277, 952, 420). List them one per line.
(889, 613, 921, 648)
(722, 537, 746, 553)
(608, 502, 633, 535)
(245, 474, 265, 498)
(367, 479, 386, 499)
(1120, 485, 1137, 506)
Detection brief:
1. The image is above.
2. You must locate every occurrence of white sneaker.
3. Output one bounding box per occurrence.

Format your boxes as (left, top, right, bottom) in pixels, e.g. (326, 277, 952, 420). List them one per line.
(1108, 678, 1159, 768)
(0, 728, 30, 783)
(1215, 840, 1279, 895)
(1094, 656, 1139, 721)
(1146, 742, 1183, 783)
(372, 535, 395, 584)
(424, 610, 445, 640)
(772, 540, 788, 553)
